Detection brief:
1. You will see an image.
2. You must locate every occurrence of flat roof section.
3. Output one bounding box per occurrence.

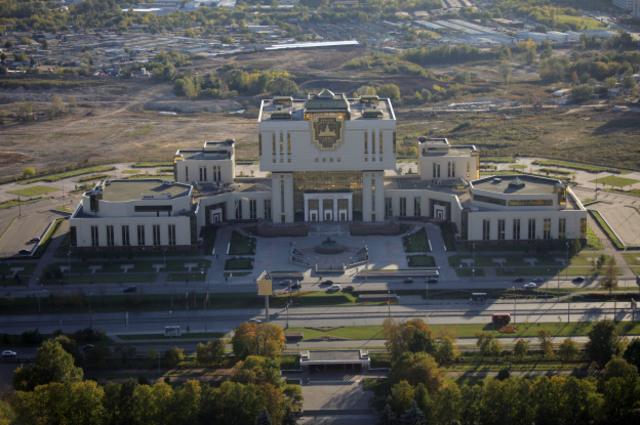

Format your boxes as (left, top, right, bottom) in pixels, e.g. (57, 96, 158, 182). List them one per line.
(299, 349, 370, 366)
(100, 180, 190, 202)
(472, 175, 562, 196)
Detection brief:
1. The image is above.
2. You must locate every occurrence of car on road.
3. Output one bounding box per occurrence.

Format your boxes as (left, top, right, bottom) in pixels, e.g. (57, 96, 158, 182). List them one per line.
(18, 249, 31, 256)
(291, 281, 302, 290)
(319, 280, 334, 287)
(403, 277, 413, 284)
(248, 318, 263, 324)
(572, 276, 585, 284)
(513, 278, 525, 284)
(533, 277, 545, 284)
(426, 278, 438, 284)
(122, 286, 137, 293)
(326, 284, 342, 293)
(523, 282, 537, 290)
(1, 350, 17, 359)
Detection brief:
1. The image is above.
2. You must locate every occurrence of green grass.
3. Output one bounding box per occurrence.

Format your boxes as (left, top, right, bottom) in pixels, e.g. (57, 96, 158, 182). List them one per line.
(532, 159, 618, 174)
(75, 174, 110, 183)
(224, 257, 253, 270)
(228, 231, 256, 256)
(590, 210, 624, 250)
(286, 321, 640, 341)
(454, 267, 486, 277)
(538, 168, 574, 176)
(592, 175, 639, 188)
(8, 185, 58, 197)
(585, 226, 604, 250)
(167, 272, 207, 282)
(509, 164, 527, 170)
(481, 157, 515, 164)
(403, 227, 430, 253)
(407, 254, 436, 267)
(20, 165, 116, 184)
(132, 162, 173, 168)
(56, 274, 157, 285)
(0, 198, 40, 210)
(272, 291, 357, 307)
(117, 332, 223, 341)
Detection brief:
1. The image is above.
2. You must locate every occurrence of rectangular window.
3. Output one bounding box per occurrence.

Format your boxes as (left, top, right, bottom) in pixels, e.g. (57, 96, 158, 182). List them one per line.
(272, 133, 276, 163)
(559, 218, 567, 239)
(513, 219, 521, 240)
(280, 177, 285, 215)
(106, 225, 114, 247)
(168, 224, 176, 246)
(264, 199, 271, 220)
(432, 163, 440, 179)
(379, 131, 383, 155)
(185, 166, 189, 182)
(392, 131, 396, 153)
(250, 199, 257, 219)
(91, 225, 99, 247)
(451, 161, 456, 178)
(199, 167, 207, 182)
(152, 224, 161, 246)
(279, 131, 284, 162)
(580, 217, 587, 239)
(528, 219, 536, 240)
(399, 197, 407, 217)
(137, 225, 145, 246)
(414, 197, 421, 217)
(287, 133, 292, 162)
(235, 200, 243, 220)
(385, 197, 392, 219)
(364, 132, 368, 154)
(447, 161, 452, 178)
(482, 219, 491, 241)
(258, 133, 262, 156)
(543, 218, 552, 240)
(372, 131, 376, 154)
(121, 225, 130, 246)
(498, 219, 505, 241)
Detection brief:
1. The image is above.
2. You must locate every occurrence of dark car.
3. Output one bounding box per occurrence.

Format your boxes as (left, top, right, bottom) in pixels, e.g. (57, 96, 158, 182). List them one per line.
(291, 281, 302, 290)
(513, 278, 525, 284)
(427, 278, 439, 284)
(572, 276, 585, 284)
(319, 280, 334, 287)
(19, 249, 31, 256)
(403, 277, 413, 284)
(123, 286, 137, 293)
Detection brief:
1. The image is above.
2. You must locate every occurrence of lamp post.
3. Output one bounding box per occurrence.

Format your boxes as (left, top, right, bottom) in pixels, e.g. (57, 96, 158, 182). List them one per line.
(513, 285, 517, 324)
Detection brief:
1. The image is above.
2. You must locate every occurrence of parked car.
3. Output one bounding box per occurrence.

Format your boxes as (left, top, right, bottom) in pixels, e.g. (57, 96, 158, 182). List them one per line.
(572, 276, 585, 284)
(427, 278, 439, 284)
(326, 284, 342, 293)
(533, 277, 545, 284)
(122, 286, 137, 293)
(513, 277, 525, 284)
(319, 280, 334, 287)
(248, 318, 263, 324)
(1, 350, 17, 359)
(403, 277, 413, 284)
(291, 281, 302, 290)
(27, 237, 40, 244)
(523, 282, 537, 290)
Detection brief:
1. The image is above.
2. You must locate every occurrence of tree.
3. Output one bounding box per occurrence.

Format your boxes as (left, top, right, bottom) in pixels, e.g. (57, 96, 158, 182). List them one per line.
(196, 339, 225, 366)
(49, 95, 66, 118)
(256, 408, 272, 425)
(376, 83, 401, 102)
(558, 338, 579, 363)
(513, 338, 529, 362)
(388, 380, 415, 415)
(13, 339, 83, 391)
(476, 332, 501, 358)
(601, 257, 618, 296)
(538, 330, 555, 360)
(265, 77, 299, 96)
(623, 338, 640, 369)
(232, 355, 282, 387)
(586, 320, 620, 367)
(232, 322, 285, 359)
(163, 346, 185, 368)
(435, 335, 459, 365)
(22, 167, 36, 178)
(604, 357, 638, 380)
(398, 400, 426, 425)
(0, 400, 13, 425)
(570, 84, 594, 103)
(384, 318, 436, 358)
(390, 352, 444, 392)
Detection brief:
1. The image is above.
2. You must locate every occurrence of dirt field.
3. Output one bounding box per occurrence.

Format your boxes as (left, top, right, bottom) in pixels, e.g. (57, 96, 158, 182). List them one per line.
(1, 48, 639, 180)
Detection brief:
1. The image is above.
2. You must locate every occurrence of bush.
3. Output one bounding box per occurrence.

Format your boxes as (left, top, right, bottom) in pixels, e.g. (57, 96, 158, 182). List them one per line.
(163, 346, 185, 368)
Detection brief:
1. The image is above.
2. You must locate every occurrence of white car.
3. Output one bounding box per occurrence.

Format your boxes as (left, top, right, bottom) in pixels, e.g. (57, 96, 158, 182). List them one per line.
(326, 284, 342, 293)
(248, 318, 263, 324)
(523, 282, 537, 290)
(1, 350, 17, 359)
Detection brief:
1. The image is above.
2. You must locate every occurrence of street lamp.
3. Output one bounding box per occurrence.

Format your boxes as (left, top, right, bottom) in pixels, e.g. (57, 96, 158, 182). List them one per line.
(513, 285, 517, 324)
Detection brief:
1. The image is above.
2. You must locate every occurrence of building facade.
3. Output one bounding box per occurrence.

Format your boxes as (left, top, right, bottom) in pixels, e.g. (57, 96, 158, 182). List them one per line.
(69, 90, 587, 249)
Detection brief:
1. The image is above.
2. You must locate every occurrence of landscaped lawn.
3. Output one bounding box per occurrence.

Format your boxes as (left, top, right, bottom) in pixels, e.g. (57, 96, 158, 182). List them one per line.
(228, 231, 256, 256)
(407, 254, 436, 267)
(117, 331, 224, 340)
(167, 272, 207, 282)
(585, 226, 603, 250)
(403, 227, 429, 253)
(20, 165, 116, 184)
(224, 257, 253, 270)
(590, 210, 624, 249)
(8, 185, 58, 197)
(591, 175, 639, 188)
(531, 159, 618, 174)
(0, 198, 41, 210)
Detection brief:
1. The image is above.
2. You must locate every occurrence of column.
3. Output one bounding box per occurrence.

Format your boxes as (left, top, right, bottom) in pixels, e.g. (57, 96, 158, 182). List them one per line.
(333, 196, 338, 221)
(374, 171, 385, 222)
(362, 172, 372, 222)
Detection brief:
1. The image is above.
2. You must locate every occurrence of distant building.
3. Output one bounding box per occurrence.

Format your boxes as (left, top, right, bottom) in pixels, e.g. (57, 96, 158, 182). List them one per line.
(634, 0, 640, 17)
(613, 0, 634, 11)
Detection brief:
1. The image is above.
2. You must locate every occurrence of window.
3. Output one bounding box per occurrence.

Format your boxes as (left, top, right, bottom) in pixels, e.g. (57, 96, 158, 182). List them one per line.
(235, 200, 243, 220)
(399, 197, 407, 217)
(152, 224, 161, 246)
(185, 166, 189, 181)
(168, 224, 176, 246)
(258, 133, 262, 156)
(199, 166, 207, 182)
(392, 131, 396, 153)
(364, 132, 368, 154)
(264, 199, 271, 220)
(432, 163, 440, 179)
(372, 131, 376, 154)
(447, 161, 453, 178)
(217, 166, 222, 182)
(385, 197, 392, 219)
(137, 225, 145, 246)
(508, 199, 553, 207)
(482, 219, 491, 240)
(473, 194, 506, 206)
(106, 225, 114, 247)
(559, 218, 567, 239)
(272, 133, 276, 163)
(414, 197, 421, 217)
(451, 161, 456, 178)
(528, 219, 536, 240)
(280, 177, 285, 215)
(287, 133, 292, 162)
(121, 225, 130, 247)
(371, 177, 376, 212)
(91, 225, 99, 247)
(543, 218, 551, 240)
(498, 219, 505, 241)
(512, 219, 521, 240)
(249, 199, 257, 219)
(379, 131, 383, 155)
(279, 131, 284, 162)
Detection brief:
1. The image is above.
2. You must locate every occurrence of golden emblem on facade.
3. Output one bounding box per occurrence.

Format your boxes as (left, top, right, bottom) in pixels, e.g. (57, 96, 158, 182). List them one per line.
(308, 112, 345, 151)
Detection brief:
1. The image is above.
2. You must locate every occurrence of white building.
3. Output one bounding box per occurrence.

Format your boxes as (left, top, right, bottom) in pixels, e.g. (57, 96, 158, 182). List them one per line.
(634, 0, 640, 17)
(69, 90, 587, 248)
(70, 179, 197, 249)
